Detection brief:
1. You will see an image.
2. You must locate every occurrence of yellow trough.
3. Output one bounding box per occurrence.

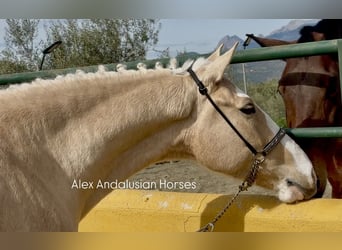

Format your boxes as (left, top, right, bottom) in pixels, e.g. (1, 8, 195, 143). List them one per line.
(79, 190, 342, 232)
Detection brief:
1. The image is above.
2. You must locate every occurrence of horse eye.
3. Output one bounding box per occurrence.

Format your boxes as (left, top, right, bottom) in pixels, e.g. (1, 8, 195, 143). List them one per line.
(240, 103, 256, 115)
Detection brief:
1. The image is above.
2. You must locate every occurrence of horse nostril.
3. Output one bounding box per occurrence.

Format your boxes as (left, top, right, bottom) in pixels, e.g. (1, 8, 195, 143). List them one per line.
(285, 178, 317, 200)
(286, 179, 295, 186)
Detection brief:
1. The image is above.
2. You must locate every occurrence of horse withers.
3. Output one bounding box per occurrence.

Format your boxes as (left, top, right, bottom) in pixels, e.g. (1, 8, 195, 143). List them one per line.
(0, 43, 316, 231)
(247, 19, 342, 198)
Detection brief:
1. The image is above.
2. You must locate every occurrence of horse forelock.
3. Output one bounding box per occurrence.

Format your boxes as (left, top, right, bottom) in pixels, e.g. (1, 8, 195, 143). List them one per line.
(298, 20, 342, 44)
(298, 26, 316, 43)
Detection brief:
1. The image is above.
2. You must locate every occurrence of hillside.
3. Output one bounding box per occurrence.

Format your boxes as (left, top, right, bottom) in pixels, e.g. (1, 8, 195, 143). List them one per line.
(217, 19, 318, 84)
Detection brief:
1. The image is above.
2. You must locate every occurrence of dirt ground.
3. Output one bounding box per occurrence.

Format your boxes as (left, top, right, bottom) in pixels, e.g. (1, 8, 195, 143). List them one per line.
(129, 160, 332, 198)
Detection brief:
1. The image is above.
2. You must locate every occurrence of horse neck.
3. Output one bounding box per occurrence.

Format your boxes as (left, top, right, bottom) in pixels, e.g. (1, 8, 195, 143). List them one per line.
(19, 70, 197, 216)
(72, 72, 197, 178)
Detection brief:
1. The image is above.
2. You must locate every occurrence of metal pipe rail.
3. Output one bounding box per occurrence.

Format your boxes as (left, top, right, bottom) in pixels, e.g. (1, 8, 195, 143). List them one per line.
(285, 127, 342, 138)
(231, 39, 342, 63)
(0, 39, 341, 139)
(0, 39, 341, 85)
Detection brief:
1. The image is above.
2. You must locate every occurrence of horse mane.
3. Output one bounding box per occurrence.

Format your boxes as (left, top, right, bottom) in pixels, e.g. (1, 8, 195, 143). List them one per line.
(0, 57, 209, 100)
(298, 26, 316, 43)
(298, 19, 342, 43)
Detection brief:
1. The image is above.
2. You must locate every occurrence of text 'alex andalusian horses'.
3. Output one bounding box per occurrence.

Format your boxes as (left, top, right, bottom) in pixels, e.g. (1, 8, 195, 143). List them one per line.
(0, 43, 316, 231)
(248, 19, 342, 198)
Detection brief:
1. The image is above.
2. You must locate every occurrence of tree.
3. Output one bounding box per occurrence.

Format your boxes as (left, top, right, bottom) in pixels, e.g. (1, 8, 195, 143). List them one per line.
(0, 19, 160, 73)
(43, 19, 160, 69)
(1, 19, 41, 72)
(0, 60, 28, 75)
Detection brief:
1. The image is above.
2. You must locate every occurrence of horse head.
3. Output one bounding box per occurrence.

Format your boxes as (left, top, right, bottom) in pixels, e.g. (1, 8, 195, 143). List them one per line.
(184, 43, 317, 203)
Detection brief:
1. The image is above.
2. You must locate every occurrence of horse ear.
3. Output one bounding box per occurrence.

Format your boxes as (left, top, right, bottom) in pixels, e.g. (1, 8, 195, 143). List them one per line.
(247, 34, 295, 61)
(200, 42, 238, 83)
(247, 34, 294, 47)
(207, 44, 223, 61)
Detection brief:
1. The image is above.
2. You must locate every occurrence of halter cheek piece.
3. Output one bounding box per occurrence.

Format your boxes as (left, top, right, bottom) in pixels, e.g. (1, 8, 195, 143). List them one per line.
(187, 65, 286, 232)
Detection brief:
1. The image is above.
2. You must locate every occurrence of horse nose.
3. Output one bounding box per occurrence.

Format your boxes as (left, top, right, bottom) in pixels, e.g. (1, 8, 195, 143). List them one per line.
(286, 176, 317, 200)
(287, 160, 318, 195)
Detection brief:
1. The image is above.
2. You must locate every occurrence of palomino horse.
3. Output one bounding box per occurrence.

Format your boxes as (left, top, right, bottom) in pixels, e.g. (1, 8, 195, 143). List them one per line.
(247, 19, 342, 198)
(0, 43, 316, 231)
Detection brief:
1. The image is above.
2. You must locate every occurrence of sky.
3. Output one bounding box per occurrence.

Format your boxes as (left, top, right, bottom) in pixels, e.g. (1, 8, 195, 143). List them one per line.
(151, 19, 294, 58)
(0, 19, 298, 59)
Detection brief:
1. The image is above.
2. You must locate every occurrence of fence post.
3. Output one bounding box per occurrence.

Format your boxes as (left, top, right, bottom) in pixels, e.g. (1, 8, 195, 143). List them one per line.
(338, 39, 342, 103)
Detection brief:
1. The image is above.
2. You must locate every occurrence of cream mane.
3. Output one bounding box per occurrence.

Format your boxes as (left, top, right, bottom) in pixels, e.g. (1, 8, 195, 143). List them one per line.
(1, 57, 209, 98)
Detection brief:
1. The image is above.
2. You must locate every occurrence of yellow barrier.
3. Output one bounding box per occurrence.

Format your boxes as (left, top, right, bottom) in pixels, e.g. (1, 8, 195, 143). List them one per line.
(79, 190, 342, 232)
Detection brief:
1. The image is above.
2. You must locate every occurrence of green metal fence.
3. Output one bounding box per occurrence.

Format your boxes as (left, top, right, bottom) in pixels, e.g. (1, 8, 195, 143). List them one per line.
(0, 39, 341, 138)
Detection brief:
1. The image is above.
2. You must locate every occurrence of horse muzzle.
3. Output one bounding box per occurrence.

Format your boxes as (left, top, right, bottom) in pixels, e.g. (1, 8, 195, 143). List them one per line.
(278, 173, 318, 203)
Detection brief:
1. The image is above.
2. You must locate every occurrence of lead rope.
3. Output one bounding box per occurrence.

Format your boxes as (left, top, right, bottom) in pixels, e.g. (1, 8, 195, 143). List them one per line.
(197, 154, 265, 232)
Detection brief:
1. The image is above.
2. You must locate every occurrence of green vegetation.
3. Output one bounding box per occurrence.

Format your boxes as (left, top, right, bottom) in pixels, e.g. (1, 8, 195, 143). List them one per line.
(0, 19, 160, 73)
(1, 19, 39, 73)
(234, 79, 286, 127)
(226, 62, 286, 126)
(43, 19, 160, 70)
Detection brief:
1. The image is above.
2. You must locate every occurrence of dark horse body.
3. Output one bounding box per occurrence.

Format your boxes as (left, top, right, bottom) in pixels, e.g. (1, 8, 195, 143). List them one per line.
(248, 19, 342, 198)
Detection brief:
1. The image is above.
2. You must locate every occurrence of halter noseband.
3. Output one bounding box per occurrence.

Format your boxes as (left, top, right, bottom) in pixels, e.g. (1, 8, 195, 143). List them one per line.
(187, 66, 286, 157)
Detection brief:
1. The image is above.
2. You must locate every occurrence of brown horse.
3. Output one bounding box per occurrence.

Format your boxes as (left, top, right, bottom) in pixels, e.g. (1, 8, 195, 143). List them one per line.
(248, 19, 342, 198)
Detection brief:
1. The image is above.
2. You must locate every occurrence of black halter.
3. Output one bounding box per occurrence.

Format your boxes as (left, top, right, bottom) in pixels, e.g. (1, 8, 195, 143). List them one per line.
(187, 66, 286, 157)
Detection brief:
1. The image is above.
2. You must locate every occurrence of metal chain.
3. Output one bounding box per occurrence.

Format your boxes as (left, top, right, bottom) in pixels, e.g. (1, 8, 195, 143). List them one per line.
(197, 155, 265, 232)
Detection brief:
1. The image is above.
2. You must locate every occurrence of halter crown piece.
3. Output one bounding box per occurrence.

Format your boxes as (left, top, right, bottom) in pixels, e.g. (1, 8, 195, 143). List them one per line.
(187, 64, 286, 232)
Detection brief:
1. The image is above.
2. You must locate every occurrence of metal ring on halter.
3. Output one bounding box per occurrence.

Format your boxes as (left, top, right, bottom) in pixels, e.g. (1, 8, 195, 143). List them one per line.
(254, 153, 266, 163)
